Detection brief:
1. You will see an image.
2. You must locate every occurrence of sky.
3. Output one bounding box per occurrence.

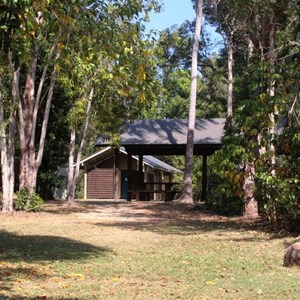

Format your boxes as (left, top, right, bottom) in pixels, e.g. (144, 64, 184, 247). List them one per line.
(147, 0, 196, 32)
(145, 0, 223, 52)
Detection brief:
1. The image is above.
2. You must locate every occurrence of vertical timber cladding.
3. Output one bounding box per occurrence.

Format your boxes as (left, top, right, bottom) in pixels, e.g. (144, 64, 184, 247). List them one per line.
(87, 168, 113, 199)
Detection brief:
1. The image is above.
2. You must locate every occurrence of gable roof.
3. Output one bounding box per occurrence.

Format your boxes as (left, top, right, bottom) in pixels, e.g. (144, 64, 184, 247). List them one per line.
(142, 155, 182, 174)
(95, 118, 226, 155)
(79, 147, 182, 174)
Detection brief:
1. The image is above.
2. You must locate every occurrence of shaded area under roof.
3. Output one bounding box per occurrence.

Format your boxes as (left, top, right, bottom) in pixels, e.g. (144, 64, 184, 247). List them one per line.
(95, 118, 226, 155)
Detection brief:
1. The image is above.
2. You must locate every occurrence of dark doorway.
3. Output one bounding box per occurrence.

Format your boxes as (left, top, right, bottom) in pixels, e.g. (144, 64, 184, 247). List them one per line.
(121, 170, 128, 199)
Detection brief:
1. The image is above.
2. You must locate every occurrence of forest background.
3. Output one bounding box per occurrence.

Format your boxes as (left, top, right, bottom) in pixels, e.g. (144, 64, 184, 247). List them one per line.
(0, 0, 299, 231)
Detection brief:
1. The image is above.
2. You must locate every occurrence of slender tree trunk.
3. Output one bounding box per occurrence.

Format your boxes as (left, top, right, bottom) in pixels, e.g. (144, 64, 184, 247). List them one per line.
(246, 37, 254, 66)
(179, 0, 203, 203)
(0, 92, 15, 212)
(36, 53, 60, 170)
(0, 59, 18, 212)
(243, 36, 259, 217)
(227, 34, 234, 117)
(66, 129, 76, 204)
(67, 88, 94, 204)
(0, 136, 15, 212)
(266, 16, 277, 222)
(268, 19, 276, 175)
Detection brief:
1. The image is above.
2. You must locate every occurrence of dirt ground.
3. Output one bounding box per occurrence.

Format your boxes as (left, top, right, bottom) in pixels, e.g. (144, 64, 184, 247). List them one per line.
(43, 199, 221, 221)
(42, 199, 270, 233)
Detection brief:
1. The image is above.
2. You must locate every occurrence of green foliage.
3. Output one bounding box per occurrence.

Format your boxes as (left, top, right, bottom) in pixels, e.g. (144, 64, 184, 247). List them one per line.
(16, 188, 44, 212)
(256, 171, 300, 227)
(75, 170, 84, 200)
(200, 0, 300, 226)
(206, 145, 245, 215)
(153, 23, 227, 120)
(254, 120, 300, 228)
(1, 0, 298, 226)
(37, 82, 71, 199)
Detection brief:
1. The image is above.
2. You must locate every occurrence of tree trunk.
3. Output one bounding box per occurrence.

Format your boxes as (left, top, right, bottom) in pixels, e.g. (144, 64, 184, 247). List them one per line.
(67, 88, 94, 204)
(19, 41, 38, 193)
(246, 37, 254, 66)
(0, 60, 18, 212)
(0, 94, 15, 212)
(241, 35, 259, 217)
(227, 34, 234, 117)
(243, 161, 258, 217)
(179, 0, 203, 203)
(267, 20, 276, 175)
(265, 15, 277, 222)
(36, 54, 59, 169)
(66, 129, 76, 204)
(19, 43, 60, 197)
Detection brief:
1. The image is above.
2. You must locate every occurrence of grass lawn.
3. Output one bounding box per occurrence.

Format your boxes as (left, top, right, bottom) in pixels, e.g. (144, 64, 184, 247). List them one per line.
(0, 200, 299, 300)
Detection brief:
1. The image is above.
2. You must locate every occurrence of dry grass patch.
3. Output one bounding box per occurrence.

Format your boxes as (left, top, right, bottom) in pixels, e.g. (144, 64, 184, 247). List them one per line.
(0, 200, 300, 299)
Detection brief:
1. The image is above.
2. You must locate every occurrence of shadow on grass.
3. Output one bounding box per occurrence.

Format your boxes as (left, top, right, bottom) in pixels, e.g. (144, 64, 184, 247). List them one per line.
(0, 230, 110, 263)
(42, 199, 131, 215)
(89, 202, 279, 239)
(0, 266, 68, 299)
(93, 218, 274, 237)
(43, 200, 293, 240)
(0, 295, 80, 300)
(43, 199, 204, 216)
(0, 230, 109, 299)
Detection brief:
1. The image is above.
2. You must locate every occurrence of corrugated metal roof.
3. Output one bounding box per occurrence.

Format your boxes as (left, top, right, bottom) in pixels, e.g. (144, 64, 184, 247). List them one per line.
(96, 118, 225, 146)
(142, 155, 182, 174)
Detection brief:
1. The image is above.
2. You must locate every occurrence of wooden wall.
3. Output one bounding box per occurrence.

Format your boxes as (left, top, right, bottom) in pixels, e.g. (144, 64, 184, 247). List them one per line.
(87, 168, 113, 199)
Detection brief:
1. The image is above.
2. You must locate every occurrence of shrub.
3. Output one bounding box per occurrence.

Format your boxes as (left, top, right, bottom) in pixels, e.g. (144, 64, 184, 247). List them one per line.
(16, 188, 44, 212)
(206, 175, 243, 216)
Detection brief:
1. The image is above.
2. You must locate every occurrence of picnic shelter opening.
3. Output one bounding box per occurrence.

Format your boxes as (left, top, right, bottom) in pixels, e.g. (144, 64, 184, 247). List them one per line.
(95, 118, 225, 201)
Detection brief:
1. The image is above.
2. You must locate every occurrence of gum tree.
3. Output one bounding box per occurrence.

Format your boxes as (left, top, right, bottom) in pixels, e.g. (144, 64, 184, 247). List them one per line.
(180, 0, 203, 203)
(65, 0, 159, 204)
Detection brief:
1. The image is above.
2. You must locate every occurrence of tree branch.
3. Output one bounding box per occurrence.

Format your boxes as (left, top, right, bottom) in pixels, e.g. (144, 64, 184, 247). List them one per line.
(36, 50, 61, 168)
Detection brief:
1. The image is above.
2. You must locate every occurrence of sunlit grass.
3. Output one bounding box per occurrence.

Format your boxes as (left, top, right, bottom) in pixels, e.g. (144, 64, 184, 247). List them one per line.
(0, 200, 299, 299)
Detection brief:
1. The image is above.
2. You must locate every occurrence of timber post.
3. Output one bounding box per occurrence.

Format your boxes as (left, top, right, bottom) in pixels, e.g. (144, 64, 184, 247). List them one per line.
(127, 151, 132, 201)
(201, 154, 207, 201)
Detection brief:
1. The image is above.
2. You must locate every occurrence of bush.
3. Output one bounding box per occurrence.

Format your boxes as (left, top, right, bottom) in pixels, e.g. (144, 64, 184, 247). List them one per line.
(207, 149, 245, 216)
(256, 171, 300, 225)
(206, 175, 243, 216)
(16, 188, 44, 212)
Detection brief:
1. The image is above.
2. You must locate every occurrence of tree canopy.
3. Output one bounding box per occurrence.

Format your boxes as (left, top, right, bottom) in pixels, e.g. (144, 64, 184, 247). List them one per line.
(0, 0, 299, 230)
